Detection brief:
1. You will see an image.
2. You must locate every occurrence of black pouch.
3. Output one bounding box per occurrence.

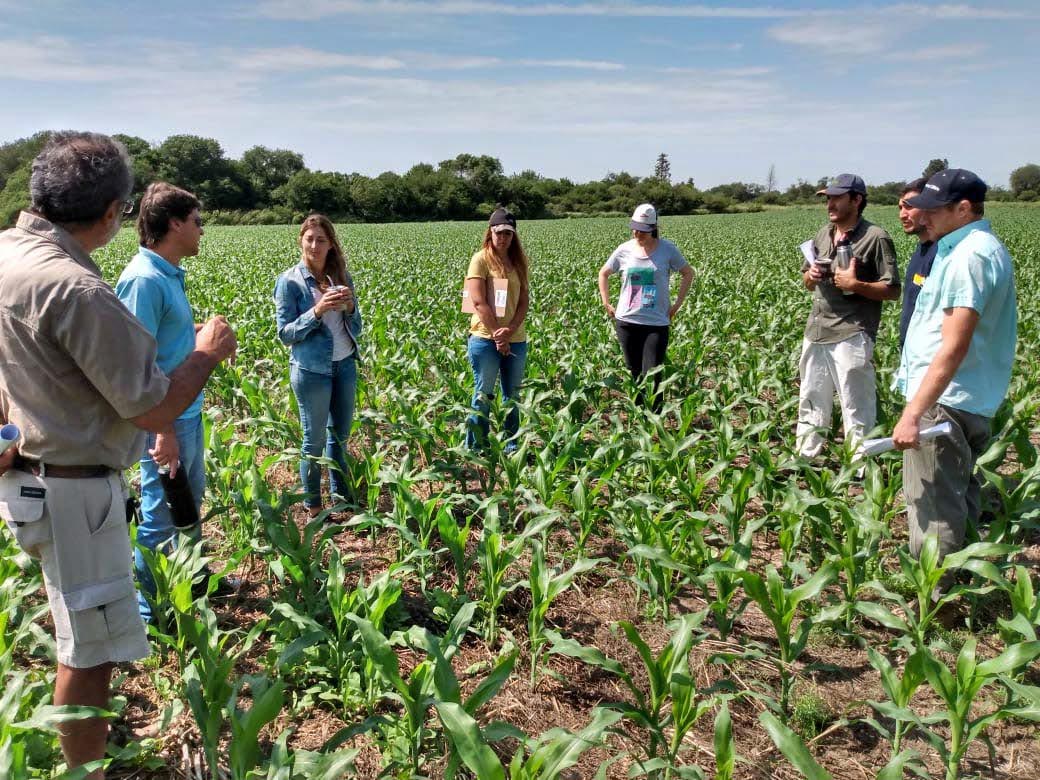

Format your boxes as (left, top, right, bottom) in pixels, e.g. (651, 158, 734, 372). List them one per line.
(125, 494, 140, 525)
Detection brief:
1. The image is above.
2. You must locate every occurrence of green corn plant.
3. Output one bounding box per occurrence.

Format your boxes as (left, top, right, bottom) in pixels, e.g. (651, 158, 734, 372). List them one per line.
(546, 612, 718, 778)
(901, 637, 1040, 780)
(617, 495, 695, 618)
(227, 674, 287, 780)
(759, 710, 832, 780)
(818, 500, 885, 633)
(476, 503, 556, 642)
(273, 550, 403, 713)
(505, 708, 623, 780)
(259, 729, 360, 779)
(263, 498, 341, 614)
(739, 563, 840, 714)
(862, 647, 927, 755)
(437, 500, 474, 596)
(976, 455, 1040, 544)
(135, 532, 212, 641)
(340, 602, 517, 778)
(998, 565, 1040, 643)
(179, 603, 269, 779)
(856, 538, 1016, 652)
(525, 540, 603, 686)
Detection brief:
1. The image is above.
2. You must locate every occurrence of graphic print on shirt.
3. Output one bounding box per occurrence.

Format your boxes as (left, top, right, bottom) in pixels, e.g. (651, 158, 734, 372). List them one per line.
(624, 266, 657, 313)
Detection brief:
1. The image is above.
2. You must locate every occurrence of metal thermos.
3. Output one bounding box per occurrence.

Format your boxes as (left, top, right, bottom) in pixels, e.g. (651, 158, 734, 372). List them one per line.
(159, 466, 201, 530)
(834, 244, 854, 295)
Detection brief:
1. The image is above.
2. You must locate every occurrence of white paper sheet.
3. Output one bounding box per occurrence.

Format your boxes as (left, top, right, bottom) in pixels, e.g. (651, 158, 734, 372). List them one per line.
(859, 422, 953, 458)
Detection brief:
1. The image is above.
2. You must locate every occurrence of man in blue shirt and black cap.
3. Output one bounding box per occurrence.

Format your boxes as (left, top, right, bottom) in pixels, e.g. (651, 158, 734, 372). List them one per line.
(897, 177, 939, 351)
(893, 168, 1017, 574)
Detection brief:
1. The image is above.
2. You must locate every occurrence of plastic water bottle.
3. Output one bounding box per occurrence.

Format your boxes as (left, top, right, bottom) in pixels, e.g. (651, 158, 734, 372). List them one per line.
(158, 466, 200, 530)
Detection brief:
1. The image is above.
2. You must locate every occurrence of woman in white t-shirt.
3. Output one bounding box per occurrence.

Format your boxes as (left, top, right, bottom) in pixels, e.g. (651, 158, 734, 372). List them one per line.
(274, 214, 362, 517)
(598, 204, 693, 411)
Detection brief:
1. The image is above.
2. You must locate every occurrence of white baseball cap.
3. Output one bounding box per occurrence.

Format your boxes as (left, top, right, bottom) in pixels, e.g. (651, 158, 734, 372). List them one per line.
(629, 203, 657, 232)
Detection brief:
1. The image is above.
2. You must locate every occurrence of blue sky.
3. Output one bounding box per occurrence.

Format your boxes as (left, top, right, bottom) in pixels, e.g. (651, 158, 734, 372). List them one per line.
(2, 1, 1037, 189)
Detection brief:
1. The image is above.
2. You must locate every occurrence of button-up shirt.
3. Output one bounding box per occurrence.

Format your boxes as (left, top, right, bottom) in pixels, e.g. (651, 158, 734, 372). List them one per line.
(116, 247, 202, 420)
(802, 218, 900, 344)
(894, 220, 1017, 418)
(0, 212, 169, 468)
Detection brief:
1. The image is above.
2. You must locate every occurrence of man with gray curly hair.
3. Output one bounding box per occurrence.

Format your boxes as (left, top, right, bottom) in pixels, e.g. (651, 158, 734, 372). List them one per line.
(0, 132, 237, 777)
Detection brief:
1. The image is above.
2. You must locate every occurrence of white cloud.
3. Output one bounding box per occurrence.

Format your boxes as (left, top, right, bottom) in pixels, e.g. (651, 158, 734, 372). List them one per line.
(518, 58, 625, 71)
(768, 18, 895, 56)
(255, 1, 807, 20)
(889, 42, 988, 61)
(659, 66, 773, 77)
(400, 53, 502, 69)
(254, 0, 1039, 22)
(0, 37, 126, 82)
(235, 46, 405, 71)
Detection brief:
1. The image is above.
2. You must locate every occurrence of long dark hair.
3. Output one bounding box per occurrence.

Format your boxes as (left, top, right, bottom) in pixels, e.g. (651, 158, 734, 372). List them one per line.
(299, 213, 347, 287)
(479, 228, 529, 288)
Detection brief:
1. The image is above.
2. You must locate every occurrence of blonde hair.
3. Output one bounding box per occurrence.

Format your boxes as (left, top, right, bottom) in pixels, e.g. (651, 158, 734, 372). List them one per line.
(479, 227, 529, 287)
(299, 213, 348, 287)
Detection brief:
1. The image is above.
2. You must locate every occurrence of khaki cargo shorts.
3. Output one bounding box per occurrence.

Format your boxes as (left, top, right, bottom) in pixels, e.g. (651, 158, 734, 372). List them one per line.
(0, 469, 150, 668)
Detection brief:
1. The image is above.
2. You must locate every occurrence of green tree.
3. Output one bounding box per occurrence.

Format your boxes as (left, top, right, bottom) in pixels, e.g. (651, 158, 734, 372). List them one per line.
(240, 146, 305, 206)
(922, 158, 949, 178)
(653, 153, 671, 183)
(1009, 164, 1040, 199)
(276, 170, 353, 216)
(0, 160, 32, 227)
(149, 135, 250, 209)
(113, 134, 155, 198)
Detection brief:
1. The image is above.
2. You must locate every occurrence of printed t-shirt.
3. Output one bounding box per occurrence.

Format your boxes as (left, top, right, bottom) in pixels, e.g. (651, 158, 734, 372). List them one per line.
(604, 238, 689, 327)
(466, 251, 526, 343)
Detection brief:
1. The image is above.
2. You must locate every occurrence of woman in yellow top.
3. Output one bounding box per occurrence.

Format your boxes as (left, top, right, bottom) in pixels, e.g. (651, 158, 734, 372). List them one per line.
(464, 208, 530, 451)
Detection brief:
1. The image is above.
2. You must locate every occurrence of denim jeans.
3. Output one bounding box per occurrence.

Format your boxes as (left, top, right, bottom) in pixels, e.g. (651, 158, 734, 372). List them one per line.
(291, 357, 357, 507)
(135, 414, 205, 622)
(465, 336, 528, 450)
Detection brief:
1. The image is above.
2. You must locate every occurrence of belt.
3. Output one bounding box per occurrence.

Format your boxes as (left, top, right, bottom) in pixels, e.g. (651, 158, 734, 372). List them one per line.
(12, 456, 112, 479)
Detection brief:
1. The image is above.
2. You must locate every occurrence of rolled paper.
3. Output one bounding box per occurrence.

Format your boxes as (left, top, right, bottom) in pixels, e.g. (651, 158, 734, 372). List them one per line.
(0, 423, 19, 455)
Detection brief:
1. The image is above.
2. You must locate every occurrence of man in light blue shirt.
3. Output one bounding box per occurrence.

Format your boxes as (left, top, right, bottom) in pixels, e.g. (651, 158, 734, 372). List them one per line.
(116, 182, 231, 622)
(893, 169, 1017, 566)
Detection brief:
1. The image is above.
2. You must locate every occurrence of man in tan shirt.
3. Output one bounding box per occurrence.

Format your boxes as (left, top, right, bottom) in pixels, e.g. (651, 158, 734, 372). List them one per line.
(0, 132, 236, 778)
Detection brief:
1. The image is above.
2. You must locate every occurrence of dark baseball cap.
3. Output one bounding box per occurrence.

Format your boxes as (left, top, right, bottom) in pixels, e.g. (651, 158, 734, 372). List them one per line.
(817, 173, 867, 196)
(905, 168, 988, 210)
(488, 207, 517, 232)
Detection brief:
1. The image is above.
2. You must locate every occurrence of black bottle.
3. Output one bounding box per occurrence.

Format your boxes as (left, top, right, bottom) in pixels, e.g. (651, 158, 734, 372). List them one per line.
(159, 466, 201, 530)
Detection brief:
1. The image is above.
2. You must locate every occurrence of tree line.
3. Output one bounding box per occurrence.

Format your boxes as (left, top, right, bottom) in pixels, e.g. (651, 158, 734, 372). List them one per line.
(1, 133, 1037, 228)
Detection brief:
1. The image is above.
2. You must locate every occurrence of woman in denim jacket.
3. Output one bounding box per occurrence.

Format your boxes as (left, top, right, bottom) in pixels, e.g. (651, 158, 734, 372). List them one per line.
(274, 214, 361, 517)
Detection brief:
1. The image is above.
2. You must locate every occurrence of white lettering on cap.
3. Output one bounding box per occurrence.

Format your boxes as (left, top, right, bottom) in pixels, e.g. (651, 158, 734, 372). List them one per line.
(925, 184, 941, 191)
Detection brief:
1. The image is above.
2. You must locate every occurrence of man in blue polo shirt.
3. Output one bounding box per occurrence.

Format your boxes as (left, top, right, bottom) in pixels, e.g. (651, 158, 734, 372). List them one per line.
(897, 177, 938, 351)
(893, 169, 1017, 565)
(116, 182, 229, 622)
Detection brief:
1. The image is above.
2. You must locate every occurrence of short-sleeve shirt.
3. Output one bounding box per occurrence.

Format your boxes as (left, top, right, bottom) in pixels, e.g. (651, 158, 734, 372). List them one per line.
(604, 238, 689, 327)
(116, 247, 203, 420)
(0, 212, 170, 469)
(898, 240, 938, 350)
(466, 251, 527, 343)
(802, 219, 899, 344)
(894, 220, 1017, 418)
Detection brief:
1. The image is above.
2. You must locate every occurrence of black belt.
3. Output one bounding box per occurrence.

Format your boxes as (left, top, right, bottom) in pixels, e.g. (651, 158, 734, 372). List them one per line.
(12, 456, 112, 479)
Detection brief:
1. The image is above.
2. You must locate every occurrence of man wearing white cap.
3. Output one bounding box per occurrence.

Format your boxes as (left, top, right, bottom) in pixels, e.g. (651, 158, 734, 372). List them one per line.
(598, 203, 694, 411)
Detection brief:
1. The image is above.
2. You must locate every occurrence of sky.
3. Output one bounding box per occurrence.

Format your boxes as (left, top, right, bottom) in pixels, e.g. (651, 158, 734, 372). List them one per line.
(1, 1, 1037, 190)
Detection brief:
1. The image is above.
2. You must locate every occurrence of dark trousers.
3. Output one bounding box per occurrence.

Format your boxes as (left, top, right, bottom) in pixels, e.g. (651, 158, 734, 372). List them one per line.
(614, 321, 669, 411)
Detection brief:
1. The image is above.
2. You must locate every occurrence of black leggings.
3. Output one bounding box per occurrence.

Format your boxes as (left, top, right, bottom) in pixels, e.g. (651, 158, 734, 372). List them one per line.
(614, 321, 670, 410)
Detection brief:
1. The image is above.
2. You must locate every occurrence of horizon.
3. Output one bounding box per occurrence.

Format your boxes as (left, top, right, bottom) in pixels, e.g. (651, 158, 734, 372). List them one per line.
(2, 1, 1037, 190)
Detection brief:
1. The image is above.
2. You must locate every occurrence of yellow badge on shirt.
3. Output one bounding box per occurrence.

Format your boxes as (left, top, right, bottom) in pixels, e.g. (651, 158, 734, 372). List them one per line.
(913, 273, 926, 286)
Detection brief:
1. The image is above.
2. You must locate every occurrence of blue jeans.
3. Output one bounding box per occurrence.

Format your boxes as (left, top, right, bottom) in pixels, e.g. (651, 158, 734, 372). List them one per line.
(135, 414, 206, 622)
(465, 336, 528, 450)
(291, 358, 357, 508)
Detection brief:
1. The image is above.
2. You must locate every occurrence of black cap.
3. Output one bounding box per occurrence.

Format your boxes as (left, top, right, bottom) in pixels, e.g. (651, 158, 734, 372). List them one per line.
(488, 207, 516, 231)
(905, 168, 988, 210)
(817, 173, 867, 196)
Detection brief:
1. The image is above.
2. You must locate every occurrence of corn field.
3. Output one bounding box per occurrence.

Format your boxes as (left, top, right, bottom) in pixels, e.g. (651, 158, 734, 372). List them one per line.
(3, 205, 1039, 779)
